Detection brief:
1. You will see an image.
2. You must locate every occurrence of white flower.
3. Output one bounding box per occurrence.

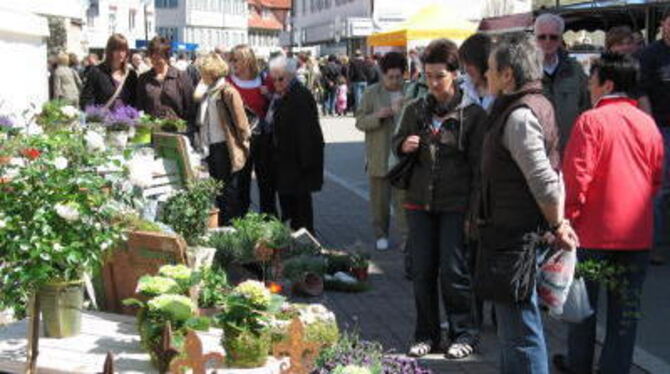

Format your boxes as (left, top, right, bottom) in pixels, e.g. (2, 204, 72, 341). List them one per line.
(55, 203, 80, 222)
(84, 131, 106, 152)
(53, 157, 68, 170)
(61, 105, 79, 119)
(53, 243, 64, 252)
(0, 219, 6, 229)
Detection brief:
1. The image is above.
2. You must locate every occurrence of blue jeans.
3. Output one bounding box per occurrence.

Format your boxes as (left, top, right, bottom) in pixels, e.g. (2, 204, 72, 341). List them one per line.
(352, 81, 367, 112)
(567, 249, 649, 374)
(407, 210, 478, 344)
(494, 287, 549, 374)
(322, 86, 337, 115)
(653, 128, 670, 248)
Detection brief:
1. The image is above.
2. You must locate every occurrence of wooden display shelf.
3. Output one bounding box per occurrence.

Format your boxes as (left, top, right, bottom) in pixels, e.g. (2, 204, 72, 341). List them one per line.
(0, 311, 288, 373)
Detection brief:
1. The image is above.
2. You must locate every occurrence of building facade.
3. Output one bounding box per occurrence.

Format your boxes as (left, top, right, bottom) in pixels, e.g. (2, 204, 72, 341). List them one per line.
(155, 0, 248, 53)
(289, 0, 487, 56)
(248, 0, 291, 58)
(84, 0, 156, 52)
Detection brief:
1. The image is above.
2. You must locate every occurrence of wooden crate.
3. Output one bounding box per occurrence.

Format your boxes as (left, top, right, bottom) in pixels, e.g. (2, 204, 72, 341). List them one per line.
(101, 231, 188, 315)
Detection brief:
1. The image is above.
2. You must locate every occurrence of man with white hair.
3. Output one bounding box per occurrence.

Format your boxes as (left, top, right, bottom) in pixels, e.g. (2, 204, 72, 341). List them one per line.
(534, 13, 590, 151)
(267, 56, 324, 233)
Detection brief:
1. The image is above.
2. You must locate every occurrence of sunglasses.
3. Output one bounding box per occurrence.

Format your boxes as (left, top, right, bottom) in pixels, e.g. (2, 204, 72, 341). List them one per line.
(537, 34, 560, 41)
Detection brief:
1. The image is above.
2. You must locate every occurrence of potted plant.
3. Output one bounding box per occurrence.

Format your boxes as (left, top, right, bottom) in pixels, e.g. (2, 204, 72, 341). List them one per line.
(349, 251, 371, 282)
(198, 267, 231, 316)
(271, 303, 339, 348)
(83, 105, 108, 131)
(0, 115, 20, 140)
(0, 131, 125, 336)
(215, 280, 284, 368)
(35, 100, 80, 132)
(158, 117, 188, 133)
(124, 265, 209, 372)
(104, 105, 140, 149)
(132, 114, 159, 144)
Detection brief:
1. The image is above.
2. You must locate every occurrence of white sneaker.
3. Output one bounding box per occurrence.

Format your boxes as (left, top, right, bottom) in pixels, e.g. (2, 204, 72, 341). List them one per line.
(376, 237, 389, 251)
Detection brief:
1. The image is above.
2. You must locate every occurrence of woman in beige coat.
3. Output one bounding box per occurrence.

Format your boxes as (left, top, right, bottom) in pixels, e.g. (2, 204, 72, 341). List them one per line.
(195, 52, 251, 225)
(53, 52, 83, 106)
(355, 52, 408, 251)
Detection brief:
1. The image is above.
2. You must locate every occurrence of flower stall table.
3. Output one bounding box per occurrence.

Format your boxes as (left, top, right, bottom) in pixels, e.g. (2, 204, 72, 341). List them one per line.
(0, 311, 288, 373)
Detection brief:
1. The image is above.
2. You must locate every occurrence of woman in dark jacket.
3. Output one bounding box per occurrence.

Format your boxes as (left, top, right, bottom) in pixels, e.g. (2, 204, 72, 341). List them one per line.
(136, 36, 195, 129)
(268, 56, 324, 234)
(80, 34, 137, 109)
(393, 38, 486, 359)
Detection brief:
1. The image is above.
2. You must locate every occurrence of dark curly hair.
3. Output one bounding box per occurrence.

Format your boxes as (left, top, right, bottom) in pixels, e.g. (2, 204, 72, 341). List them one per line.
(379, 52, 407, 74)
(421, 38, 460, 72)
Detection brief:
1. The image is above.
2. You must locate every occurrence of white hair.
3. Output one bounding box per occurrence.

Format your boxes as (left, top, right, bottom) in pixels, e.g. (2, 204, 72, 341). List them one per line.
(534, 13, 565, 35)
(269, 56, 298, 76)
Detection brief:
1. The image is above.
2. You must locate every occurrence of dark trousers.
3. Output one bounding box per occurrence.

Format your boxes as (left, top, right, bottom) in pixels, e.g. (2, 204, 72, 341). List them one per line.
(407, 209, 478, 344)
(237, 133, 278, 217)
(206, 142, 242, 226)
(252, 133, 278, 216)
(567, 249, 650, 374)
(279, 192, 314, 233)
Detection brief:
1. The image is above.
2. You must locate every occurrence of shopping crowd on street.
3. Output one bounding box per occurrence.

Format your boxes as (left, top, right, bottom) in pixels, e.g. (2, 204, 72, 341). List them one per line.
(46, 9, 670, 373)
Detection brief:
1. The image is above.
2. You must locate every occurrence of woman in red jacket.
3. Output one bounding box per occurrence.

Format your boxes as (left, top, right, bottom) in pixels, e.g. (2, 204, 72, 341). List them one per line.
(556, 53, 665, 374)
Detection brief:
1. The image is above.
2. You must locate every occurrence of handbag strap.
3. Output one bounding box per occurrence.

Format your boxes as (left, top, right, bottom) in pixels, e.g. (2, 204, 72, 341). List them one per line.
(103, 70, 129, 110)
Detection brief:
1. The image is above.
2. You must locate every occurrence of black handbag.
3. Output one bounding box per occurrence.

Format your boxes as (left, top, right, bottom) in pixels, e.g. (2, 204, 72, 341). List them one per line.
(385, 154, 416, 190)
(474, 227, 538, 304)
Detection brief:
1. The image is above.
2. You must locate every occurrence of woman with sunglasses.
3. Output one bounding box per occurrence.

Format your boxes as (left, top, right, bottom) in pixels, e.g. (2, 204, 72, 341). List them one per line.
(227, 44, 277, 217)
(392, 39, 486, 360)
(268, 56, 324, 234)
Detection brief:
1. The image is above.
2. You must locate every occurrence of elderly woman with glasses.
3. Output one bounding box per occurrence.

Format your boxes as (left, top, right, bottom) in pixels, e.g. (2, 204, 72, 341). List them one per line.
(477, 33, 579, 374)
(268, 56, 324, 234)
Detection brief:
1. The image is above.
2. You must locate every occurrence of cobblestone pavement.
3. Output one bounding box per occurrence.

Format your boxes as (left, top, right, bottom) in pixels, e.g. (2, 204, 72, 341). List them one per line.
(295, 115, 652, 373)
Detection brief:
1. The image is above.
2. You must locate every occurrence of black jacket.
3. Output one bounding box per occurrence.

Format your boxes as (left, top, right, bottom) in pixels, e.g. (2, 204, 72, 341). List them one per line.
(80, 62, 137, 109)
(272, 80, 325, 194)
(348, 58, 368, 83)
(393, 91, 487, 214)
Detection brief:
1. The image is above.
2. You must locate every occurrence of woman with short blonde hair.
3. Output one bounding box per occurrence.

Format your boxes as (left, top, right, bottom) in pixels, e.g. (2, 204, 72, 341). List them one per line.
(196, 52, 250, 225)
(228, 44, 277, 217)
(53, 51, 82, 106)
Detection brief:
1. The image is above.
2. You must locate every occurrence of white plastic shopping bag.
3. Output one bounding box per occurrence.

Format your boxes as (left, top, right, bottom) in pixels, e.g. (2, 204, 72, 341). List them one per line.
(538, 249, 577, 314)
(552, 277, 594, 323)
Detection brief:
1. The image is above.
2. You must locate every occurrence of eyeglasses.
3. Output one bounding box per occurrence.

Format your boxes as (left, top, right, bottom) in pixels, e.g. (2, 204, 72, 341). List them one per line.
(537, 34, 560, 41)
(273, 76, 285, 82)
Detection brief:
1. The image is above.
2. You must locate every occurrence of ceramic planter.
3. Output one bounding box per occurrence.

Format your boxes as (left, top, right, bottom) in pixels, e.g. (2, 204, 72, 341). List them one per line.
(105, 130, 129, 149)
(130, 125, 152, 144)
(222, 328, 270, 368)
(38, 279, 84, 338)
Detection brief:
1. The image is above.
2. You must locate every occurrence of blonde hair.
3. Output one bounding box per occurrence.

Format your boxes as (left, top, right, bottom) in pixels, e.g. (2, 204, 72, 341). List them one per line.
(199, 52, 229, 81)
(57, 51, 70, 66)
(231, 44, 259, 78)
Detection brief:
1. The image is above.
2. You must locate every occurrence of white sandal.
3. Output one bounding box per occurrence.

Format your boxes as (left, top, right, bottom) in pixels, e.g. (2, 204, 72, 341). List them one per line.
(445, 336, 476, 359)
(408, 341, 433, 357)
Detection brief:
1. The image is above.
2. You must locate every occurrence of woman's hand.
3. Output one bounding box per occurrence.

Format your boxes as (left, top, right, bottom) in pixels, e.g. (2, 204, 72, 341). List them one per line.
(402, 135, 420, 153)
(552, 221, 579, 251)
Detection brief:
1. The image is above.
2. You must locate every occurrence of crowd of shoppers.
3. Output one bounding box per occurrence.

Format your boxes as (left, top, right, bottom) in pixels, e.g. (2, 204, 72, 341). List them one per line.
(48, 9, 670, 372)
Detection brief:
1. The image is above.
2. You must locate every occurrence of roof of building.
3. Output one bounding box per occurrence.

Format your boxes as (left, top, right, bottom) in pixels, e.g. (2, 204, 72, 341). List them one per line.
(249, 11, 284, 30)
(251, 0, 291, 9)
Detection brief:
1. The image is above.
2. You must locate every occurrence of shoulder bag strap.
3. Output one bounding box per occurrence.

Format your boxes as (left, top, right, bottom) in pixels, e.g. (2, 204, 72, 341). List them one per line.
(103, 70, 129, 110)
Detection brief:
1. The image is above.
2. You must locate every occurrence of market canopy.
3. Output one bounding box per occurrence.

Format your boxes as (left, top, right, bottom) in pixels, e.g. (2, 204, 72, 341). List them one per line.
(367, 3, 478, 47)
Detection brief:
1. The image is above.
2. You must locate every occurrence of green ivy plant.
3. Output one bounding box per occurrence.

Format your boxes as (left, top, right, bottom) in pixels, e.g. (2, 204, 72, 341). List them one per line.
(159, 178, 221, 245)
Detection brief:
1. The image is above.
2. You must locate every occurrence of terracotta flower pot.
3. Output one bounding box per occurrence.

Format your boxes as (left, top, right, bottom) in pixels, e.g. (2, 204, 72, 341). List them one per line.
(208, 208, 219, 228)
